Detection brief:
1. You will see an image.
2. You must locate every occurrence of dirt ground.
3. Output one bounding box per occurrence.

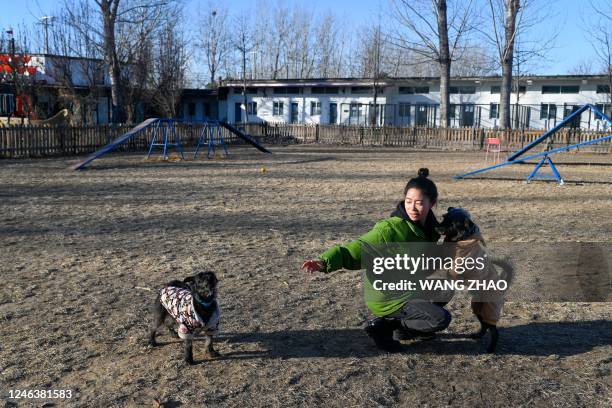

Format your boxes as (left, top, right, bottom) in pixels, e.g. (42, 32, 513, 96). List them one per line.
(1, 146, 610, 407)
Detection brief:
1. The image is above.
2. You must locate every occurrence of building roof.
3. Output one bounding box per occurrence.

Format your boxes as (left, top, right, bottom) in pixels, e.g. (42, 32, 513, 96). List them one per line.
(222, 74, 610, 87)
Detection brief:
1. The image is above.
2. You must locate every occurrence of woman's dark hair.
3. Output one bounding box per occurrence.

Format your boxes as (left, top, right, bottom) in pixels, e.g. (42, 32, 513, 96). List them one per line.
(403, 168, 438, 203)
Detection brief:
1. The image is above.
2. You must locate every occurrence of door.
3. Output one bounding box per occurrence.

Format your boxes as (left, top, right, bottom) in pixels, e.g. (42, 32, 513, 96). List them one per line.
(290, 102, 298, 124)
(564, 104, 581, 128)
(461, 104, 475, 127)
(415, 105, 428, 126)
(234, 102, 242, 123)
(329, 103, 337, 124)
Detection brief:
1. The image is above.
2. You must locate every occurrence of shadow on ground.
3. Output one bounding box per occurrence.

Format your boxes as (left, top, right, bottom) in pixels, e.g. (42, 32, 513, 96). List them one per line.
(208, 320, 611, 360)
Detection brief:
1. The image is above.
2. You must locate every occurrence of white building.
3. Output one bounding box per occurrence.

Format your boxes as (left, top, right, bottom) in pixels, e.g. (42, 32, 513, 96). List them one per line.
(29, 54, 111, 124)
(221, 75, 612, 130)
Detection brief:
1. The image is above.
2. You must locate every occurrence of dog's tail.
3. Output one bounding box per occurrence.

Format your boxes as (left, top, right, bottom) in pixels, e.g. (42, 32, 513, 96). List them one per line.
(491, 256, 515, 287)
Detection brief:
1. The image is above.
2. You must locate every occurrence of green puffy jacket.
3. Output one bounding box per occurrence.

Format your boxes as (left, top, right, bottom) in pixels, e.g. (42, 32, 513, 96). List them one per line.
(320, 203, 439, 317)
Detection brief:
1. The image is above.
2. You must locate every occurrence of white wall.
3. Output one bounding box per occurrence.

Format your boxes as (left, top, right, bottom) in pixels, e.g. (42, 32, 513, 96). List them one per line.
(223, 79, 611, 130)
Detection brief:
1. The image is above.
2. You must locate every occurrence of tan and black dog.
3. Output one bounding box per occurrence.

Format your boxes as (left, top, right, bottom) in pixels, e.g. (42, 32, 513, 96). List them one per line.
(436, 208, 514, 352)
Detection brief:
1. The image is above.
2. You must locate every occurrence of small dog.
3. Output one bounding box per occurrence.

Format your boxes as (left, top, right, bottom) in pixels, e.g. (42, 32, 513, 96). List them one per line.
(436, 207, 514, 352)
(149, 271, 220, 364)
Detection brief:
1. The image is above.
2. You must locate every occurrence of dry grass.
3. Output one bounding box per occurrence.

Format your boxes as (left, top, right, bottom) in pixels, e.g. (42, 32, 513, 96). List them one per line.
(0, 146, 610, 407)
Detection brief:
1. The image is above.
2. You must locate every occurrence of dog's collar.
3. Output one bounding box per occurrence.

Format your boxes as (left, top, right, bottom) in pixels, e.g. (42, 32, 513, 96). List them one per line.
(195, 296, 215, 307)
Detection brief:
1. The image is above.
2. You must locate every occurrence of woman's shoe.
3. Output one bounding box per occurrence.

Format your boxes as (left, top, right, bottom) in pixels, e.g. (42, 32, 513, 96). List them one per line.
(364, 318, 403, 352)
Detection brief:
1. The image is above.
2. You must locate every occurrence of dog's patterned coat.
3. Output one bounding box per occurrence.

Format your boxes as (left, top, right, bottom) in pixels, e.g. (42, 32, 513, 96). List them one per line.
(160, 286, 220, 339)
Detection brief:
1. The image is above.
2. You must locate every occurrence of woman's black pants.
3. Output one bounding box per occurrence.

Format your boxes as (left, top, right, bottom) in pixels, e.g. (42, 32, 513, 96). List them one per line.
(389, 299, 452, 333)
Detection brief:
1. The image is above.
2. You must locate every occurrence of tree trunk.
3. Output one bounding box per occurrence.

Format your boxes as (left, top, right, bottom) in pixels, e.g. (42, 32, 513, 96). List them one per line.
(101, 0, 124, 123)
(500, 0, 520, 129)
(437, 0, 451, 128)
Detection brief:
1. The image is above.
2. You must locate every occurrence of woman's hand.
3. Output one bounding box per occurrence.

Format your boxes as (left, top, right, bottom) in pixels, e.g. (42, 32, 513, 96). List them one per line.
(301, 259, 325, 274)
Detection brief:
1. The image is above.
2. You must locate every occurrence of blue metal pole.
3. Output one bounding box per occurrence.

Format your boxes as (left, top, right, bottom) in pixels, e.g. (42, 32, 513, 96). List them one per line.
(162, 123, 168, 160)
(193, 124, 205, 159)
(507, 104, 590, 161)
(455, 133, 612, 179)
(147, 121, 160, 158)
(207, 125, 215, 159)
(218, 124, 228, 156)
(171, 120, 185, 159)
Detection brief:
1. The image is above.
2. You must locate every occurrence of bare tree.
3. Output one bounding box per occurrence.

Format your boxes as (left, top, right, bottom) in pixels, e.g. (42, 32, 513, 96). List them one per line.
(390, 0, 475, 127)
(568, 59, 595, 76)
(60, 0, 178, 123)
(199, 1, 230, 87)
(148, 21, 188, 117)
(586, 0, 612, 105)
(314, 12, 339, 78)
(485, 0, 520, 129)
(479, 0, 558, 128)
(232, 12, 256, 123)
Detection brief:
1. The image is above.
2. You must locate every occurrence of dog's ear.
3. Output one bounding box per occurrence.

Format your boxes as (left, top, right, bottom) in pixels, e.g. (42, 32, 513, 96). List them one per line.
(447, 207, 454, 212)
(183, 276, 197, 291)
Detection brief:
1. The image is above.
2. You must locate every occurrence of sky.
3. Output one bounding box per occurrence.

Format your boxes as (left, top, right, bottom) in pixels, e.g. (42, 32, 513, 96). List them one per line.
(0, 0, 603, 76)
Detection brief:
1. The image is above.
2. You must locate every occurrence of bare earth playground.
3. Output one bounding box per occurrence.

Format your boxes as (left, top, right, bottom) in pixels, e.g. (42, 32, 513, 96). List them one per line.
(0, 147, 610, 406)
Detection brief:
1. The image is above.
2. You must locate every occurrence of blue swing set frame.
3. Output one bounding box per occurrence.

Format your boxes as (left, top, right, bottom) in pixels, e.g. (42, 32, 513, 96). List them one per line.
(146, 118, 185, 160)
(193, 121, 228, 159)
(454, 103, 612, 184)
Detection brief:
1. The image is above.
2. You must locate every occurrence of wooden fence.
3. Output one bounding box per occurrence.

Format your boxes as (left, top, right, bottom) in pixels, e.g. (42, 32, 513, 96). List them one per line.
(1, 122, 610, 159)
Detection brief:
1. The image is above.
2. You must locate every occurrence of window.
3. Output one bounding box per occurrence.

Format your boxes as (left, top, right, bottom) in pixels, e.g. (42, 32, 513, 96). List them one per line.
(247, 102, 257, 115)
(449, 104, 456, 117)
(542, 85, 560, 94)
(542, 85, 580, 94)
(310, 101, 321, 115)
(0, 93, 14, 115)
(400, 86, 428, 93)
(595, 104, 612, 119)
(351, 86, 370, 94)
(311, 86, 339, 94)
(596, 85, 611, 94)
(349, 103, 361, 118)
(490, 103, 499, 119)
(399, 103, 411, 117)
(540, 103, 557, 119)
(188, 102, 196, 116)
(233, 87, 258, 94)
(273, 101, 284, 116)
(93, 63, 105, 85)
(273, 87, 300, 95)
(450, 86, 476, 94)
(491, 85, 526, 94)
(561, 85, 579, 94)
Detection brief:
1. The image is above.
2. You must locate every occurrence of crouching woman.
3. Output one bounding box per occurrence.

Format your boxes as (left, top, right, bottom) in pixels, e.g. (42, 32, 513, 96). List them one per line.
(301, 168, 451, 352)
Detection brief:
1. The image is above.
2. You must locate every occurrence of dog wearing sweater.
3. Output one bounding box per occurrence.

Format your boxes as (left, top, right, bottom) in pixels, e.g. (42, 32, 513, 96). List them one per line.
(436, 208, 514, 352)
(149, 271, 220, 364)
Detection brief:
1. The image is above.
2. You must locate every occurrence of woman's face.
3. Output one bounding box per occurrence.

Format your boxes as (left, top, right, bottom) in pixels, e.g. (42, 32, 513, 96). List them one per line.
(404, 188, 434, 224)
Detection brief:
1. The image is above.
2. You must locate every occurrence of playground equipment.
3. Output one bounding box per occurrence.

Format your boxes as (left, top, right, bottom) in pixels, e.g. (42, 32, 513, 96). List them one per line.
(219, 121, 272, 153)
(71, 118, 271, 170)
(193, 121, 228, 159)
(146, 119, 185, 160)
(455, 103, 612, 185)
(30, 109, 71, 126)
